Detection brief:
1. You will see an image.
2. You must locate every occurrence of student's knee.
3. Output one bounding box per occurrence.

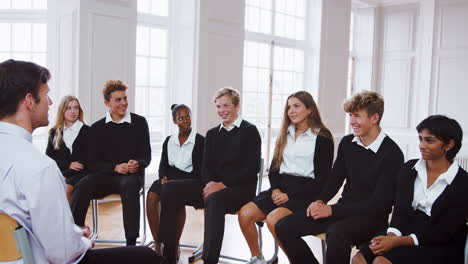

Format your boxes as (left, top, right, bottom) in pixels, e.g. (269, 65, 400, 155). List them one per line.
(266, 208, 291, 229)
(238, 203, 262, 224)
(352, 252, 367, 264)
(373, 256, 391, 264)
(147, 191, 160, 204)
(274, 216, 292, 240)
(120, 176, 141, 193)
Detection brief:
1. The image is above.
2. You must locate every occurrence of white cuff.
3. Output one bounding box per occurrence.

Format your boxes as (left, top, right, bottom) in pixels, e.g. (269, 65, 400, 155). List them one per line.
(409, 234, 419, 246)
(387, 227, 402, 236)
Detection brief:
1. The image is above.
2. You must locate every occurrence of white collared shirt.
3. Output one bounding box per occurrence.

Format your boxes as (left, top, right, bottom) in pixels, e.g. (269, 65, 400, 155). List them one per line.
(352, 129, 386, 153)
(219, 116, 242, 132)
(167, 129, 196, 173)
(387, 159, 459, 246)
(105, 110, 132, 124)
(63, 120, 83, 153)
(0, 122, 91, 264)
(279, 125, 317, 178)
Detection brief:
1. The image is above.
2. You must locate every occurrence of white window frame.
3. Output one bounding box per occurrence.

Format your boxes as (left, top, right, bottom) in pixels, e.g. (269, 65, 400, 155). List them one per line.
(243, 0, 311, 166)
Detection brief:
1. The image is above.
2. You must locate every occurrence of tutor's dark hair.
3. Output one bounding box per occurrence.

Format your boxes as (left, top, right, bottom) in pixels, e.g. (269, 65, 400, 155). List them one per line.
(170, 104, 191, 121)
(0, 59, 51, 119)
(417, 115, 463, 162)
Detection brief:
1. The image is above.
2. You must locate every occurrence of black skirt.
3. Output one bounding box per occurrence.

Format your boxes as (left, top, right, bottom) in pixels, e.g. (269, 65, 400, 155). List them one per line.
(252, 174, 315, 215)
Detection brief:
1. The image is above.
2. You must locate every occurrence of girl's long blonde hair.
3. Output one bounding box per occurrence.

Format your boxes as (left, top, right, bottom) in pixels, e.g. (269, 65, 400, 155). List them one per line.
(272, 91, 332, 170)
(49, 95, 84, 150)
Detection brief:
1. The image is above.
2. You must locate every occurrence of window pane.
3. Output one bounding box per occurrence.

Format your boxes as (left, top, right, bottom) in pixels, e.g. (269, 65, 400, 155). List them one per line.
(32, 0, 46, 9)
(259, 9, 272, 35)
(0, 1, 10, 9)
(135, 56, 149, 86)
(149, 88, 164, 116)
(135, 85, 148, 114)
(150, 28, 167, 57)
(12, 0, 30, 9)
(11, 52, 30, 61)
(151, 0, 168, 17)
(136, 26, 149, 56)
(0, 24, 10, 51)
(0, 52, 10, 62)
(149, 58, 166, 86)
(32, 23, 46, 52)
(137, 0, 150, 14)
(31, 53, 46, 66)
(12, 23, 31, 52)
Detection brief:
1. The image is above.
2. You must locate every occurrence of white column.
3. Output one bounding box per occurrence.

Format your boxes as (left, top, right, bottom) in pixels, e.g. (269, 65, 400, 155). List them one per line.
(194, 0, 245, 134)
(52, 0, 137, 123)
(316, 0, 352, 138)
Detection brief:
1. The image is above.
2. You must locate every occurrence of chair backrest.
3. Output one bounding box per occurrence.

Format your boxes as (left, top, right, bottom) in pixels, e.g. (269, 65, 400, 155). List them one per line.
(0, 213, 22, 261)
(256, 158, 265, 195)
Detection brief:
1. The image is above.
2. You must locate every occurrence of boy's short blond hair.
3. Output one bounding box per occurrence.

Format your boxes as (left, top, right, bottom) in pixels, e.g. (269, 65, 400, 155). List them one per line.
(343, 90, 384, 124)
(213, 87, 240, 106)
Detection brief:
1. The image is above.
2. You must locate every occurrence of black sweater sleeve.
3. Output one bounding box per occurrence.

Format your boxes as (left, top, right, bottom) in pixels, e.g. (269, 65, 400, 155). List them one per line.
(201, 129, 216, 184)
(331, 144, 404, 218)
(134, 116, 152, 169)
(316, 138, 347, 203)
(268, 161, 282, 191)
(290, 136, 334, 199)
(158, 136, 170, 179)
(225, 125, 262, 188)
(45, 129, 71, 171)
(191, 134, 205, 181)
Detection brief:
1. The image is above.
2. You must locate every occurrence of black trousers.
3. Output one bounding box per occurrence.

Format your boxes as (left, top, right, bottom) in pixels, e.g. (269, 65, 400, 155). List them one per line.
(157, 180, 255, 264)
(275, 210, 387, 264)
(79, 246, 162, 264)
(70, 173, 143, 242)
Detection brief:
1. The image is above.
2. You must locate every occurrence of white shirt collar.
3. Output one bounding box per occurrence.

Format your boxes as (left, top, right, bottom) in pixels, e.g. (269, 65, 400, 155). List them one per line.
(287, 125, 315, 137)
(170, 129, 196, 147)
(0, 121, 32, 143)
(352, 129, 386, 153)
(105, 110, 131, 124)
(219, 116, 243, 132)
(413, 159, 459, 185)
(65, 120, 83, 132)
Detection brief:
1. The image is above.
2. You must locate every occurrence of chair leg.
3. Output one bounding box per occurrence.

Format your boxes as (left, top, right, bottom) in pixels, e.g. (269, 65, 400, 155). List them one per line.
(90, 199, 98, 240)
(321, 239, 327, 264)
(139, 189, 146, 246)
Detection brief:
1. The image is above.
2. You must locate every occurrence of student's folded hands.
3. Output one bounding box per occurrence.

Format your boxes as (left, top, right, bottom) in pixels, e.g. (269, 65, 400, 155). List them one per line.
(307, 200, 332, 220)
(271, 189, 289, 205)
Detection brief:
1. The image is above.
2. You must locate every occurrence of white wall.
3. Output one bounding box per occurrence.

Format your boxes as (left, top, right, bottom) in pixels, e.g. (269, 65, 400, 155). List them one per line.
(353, 0, 468, 160)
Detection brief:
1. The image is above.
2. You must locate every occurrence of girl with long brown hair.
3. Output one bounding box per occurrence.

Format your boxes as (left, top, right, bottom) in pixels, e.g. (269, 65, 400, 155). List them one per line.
(46, 95, 90, 201)
(238, 91, 334, 264)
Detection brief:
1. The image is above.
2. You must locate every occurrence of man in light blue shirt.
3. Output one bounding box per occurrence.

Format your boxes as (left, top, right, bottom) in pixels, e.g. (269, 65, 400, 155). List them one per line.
(0, 59, 161, 264)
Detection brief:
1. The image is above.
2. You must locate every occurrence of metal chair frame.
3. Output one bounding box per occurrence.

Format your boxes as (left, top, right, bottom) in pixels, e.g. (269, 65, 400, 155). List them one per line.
(0, 213, 35, 264)
(182, 158, 279, 263)
(90, 176, 147, 245)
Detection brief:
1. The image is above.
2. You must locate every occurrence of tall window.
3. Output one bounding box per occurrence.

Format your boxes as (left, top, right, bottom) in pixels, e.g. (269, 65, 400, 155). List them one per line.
(136, 0, 170, 173)
(0, 0, 48, 147)
(243, 0, 307, 165)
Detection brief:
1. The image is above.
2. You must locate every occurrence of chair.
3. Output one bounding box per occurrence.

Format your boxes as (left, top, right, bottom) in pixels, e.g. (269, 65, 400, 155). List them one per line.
(0, 213, 35, 264)
(316, 233, 327, 264)
(89, 175, 147, 245)
(184, 158, 279, 263)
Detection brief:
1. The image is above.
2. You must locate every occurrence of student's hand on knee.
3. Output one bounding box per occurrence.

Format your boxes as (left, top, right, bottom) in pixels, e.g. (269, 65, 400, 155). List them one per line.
(202, 181, 226, 201)
(127, 159, 139, 173)
(114, 163, 129, 174)
(272, 192, 289, 205)
(70, 161, 84, 171)
(306, 200, 324, 217)
(370, 236, 397, 255)
(161, 176, 168, 184)
(309, 202, 332, 219)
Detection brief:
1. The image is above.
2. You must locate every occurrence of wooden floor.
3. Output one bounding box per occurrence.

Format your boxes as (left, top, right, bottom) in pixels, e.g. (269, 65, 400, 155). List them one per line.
(85, 185, 354, 264)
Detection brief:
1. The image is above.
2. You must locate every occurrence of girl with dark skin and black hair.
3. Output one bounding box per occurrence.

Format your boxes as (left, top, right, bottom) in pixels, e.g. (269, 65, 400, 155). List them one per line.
(146, 104, 204, 256)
